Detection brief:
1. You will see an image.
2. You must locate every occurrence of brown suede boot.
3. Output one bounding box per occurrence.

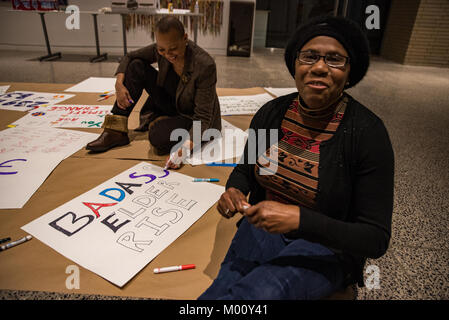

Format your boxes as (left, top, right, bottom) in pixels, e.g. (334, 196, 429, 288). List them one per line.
(86, 115, 130, 152)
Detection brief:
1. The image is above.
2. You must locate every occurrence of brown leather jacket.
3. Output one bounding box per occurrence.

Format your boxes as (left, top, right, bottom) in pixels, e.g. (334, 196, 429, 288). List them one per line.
(115, 40, 222, 139)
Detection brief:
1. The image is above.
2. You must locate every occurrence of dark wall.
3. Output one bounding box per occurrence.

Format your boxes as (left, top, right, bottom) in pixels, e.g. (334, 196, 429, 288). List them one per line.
(256, 0, 391, 55)
(228, 1, 255, 57)
(346, 0, 391, 54)
(257, 0, 335, 48)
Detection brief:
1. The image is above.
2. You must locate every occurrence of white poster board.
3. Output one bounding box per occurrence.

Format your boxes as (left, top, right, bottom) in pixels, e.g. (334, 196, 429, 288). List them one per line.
(0, 85, 10, 94)
(264, 87, 298, 97)
(187, 119, 247, 165)
(0, 91, 75, 112)
(0, 153, 66, 209)
(219, 93, 273, 115)
(64, 77, 116, 93)
(12, 105, 112, 128)
(22, 162, 224, 287)
(0, 127, 99, 159)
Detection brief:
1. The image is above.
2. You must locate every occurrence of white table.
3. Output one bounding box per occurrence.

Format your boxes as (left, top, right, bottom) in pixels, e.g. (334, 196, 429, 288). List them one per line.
(9, 9, 108, 62)
(10, 8, 202, 62)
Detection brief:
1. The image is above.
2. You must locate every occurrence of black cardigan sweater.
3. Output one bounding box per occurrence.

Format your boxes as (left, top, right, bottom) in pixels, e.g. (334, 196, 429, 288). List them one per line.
(226, 92, 394, 287)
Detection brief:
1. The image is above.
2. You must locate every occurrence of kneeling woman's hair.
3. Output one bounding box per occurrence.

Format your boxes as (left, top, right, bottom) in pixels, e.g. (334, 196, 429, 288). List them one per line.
(156, 16, 185, 37)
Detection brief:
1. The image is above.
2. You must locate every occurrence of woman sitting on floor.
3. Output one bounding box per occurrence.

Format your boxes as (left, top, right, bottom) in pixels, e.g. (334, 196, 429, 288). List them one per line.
(198, 16, 394, 300)
(86, 16, 221, 169)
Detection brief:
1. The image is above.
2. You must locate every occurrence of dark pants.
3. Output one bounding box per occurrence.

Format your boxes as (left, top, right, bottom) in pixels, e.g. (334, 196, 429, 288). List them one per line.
(198, 218, 345, 300)
(112, 58, 192, 154)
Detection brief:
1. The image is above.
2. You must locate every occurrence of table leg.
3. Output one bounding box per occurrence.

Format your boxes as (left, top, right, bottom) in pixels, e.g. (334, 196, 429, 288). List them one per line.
(121, 14, 128, 56)
(38, 12, 61, 61)
(90, 14, 108, 62)
(193, 16, 198, 44)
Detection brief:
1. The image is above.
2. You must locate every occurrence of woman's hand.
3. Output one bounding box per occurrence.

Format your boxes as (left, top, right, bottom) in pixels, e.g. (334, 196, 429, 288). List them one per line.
(164, 140, 193, 170)
(115, 74, 134, 109)
(217, 187, 250, 219)
(243, 201, 300, 234)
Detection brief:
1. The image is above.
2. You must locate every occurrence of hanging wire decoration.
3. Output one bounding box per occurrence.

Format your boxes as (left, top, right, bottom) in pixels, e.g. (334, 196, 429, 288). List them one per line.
(124, 0, 224, 39)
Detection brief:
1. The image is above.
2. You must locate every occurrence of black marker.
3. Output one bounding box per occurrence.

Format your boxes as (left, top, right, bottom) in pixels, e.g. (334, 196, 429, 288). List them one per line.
(0, 237, 11, 244)
(0, 235, 32, 251)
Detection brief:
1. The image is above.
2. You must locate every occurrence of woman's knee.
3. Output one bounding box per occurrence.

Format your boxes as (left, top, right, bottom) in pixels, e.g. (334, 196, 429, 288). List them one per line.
(127, 59, 157, 79)
(148, 117, 175, 154)
(128, 58, 146, 70)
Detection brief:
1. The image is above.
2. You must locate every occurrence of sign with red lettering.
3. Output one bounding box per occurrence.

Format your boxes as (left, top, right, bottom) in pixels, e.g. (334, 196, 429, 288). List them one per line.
(22, 162, 224, 287)
(12, 105, 112, 128)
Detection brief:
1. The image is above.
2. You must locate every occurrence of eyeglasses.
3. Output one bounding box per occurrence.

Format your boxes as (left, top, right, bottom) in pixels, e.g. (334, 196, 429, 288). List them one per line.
(297, 51, 350, 68)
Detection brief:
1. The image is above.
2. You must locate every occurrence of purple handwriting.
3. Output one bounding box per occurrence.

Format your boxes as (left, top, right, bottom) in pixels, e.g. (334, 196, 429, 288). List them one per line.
(0, 158, 27, 175)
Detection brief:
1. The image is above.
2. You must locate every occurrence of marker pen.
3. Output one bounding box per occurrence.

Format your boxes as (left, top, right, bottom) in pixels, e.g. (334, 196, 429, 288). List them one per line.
(154, 264, 196, 274)
(206, 163, 237, 167)
(0, 237, 11, 244)
(0, 235, 32, 251)
(193, 178, 219, 182)
(97, 95, 111, 101)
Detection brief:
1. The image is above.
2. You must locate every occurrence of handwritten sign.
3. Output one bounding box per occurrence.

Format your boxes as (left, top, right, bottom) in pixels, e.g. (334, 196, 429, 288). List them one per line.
(0, 153, 67, 209)
(0, 158, 27, 175)
(0, 126, 99, 159)
(219, 93, 273, 115)
(12, 105, 112, 128)
(0, 91, 75, 111)
(22, 162, 224, 287)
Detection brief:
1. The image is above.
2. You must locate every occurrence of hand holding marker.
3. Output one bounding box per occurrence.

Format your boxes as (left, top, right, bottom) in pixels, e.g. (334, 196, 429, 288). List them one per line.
(164, 144, 190, 170)
(224, 204, 251, 217)
(164, 151, 183, 170)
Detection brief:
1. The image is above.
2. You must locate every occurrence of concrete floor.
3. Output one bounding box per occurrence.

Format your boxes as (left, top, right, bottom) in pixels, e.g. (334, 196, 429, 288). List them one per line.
(0, 47, 448, 300)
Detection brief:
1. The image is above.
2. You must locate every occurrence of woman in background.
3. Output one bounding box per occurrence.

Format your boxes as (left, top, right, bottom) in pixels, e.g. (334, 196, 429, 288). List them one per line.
(86, 16, 221, 169)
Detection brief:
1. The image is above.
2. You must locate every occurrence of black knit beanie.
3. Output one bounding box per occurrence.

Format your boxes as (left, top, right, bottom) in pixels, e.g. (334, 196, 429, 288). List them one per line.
(284, 15, 370, 88)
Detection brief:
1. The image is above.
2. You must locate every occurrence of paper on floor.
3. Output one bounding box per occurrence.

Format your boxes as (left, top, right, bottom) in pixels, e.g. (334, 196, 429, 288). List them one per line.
(22, 162, 224, 287)
(12, 105, 112, 128)
(0, 85, 10, 94)
(219, 93, 273, 115)
(264, 87, 297, 97)
(0, 126, 99, 159)
(0, 152, 67, 209)
(186, 119, 248, 166)
(0, 91, 75, 112)
(64, 77, 116, 93)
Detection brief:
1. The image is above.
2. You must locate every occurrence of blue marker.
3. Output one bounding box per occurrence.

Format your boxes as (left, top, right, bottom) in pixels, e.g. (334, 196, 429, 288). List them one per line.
(206, 163, 237, 167)
(193, 178, 219, 182)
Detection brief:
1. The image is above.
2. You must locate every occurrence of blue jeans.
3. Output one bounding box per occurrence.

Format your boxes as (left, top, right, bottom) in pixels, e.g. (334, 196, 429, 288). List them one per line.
(198, 218, 345, 300)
